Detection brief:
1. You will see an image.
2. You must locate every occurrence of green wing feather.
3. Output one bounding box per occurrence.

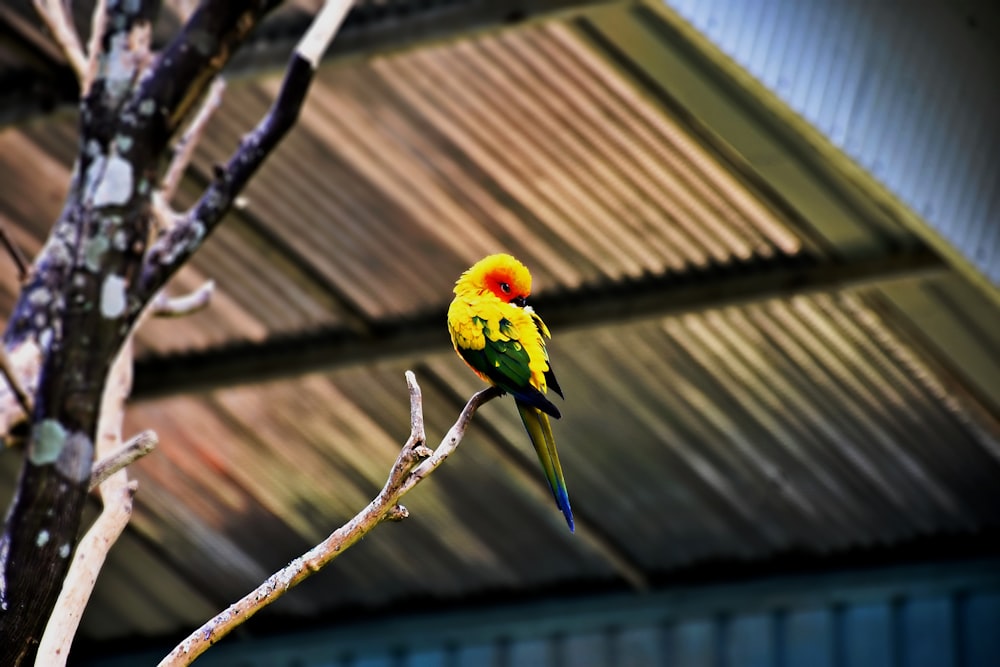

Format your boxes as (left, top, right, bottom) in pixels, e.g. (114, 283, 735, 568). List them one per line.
(457, 316, 561, 417)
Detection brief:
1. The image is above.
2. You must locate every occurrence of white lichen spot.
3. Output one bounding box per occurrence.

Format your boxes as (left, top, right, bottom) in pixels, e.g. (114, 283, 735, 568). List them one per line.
(187, 221, 206, 248)
(58, 431, 95, 482)
(113, 229, 128, 251)
(86, 139, 101, 157)
(27, 287, 51, 306)
(92, 154, 134, 207)
(138, 98, 155, 116)
(38, 328, 52, 351)
(100, 274, 127, 318)
(37, 530, 50, 548)
(106, 30, 130, 74)
(29, 419, 67, 465)
(116, 134, 133, 153)
(84, 235, 110, 272)
(59, 543, 71, 559)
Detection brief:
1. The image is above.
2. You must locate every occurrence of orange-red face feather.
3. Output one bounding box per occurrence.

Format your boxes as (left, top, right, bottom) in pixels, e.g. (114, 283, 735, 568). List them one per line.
(454, 253, 532, 303)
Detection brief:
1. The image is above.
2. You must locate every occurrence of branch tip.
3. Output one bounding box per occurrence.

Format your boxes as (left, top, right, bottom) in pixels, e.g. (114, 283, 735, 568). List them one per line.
(160, 76, 227, 202)
(295, 0, 354, 68)
(89, 430, 158, 491)
(81, 0, 107, 95)
(160, 374, 496, 665)
(33, 0, 87, 81)
(405, 370, 425, 443)
(152, 281, 215, 318)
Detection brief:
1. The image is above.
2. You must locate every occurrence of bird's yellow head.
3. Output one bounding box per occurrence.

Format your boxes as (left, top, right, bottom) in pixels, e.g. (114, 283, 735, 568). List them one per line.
(455, 253, 532, 305)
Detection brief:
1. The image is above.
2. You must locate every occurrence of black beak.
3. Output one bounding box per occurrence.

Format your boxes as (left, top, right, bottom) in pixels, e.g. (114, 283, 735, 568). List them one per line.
(512, 296, 527, 308)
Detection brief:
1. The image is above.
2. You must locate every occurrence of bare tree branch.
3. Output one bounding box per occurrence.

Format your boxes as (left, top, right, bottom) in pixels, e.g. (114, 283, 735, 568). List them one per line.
(1, 0, 291, 656)
(151, 281, 215, 318)
(32, 0, 87, 82)
(297, 0, 355, 67)
(82, 0, 108, 96)
(135, 0, 356, 309)
(88, 430, 158, 491)
(159, 373, 501, 666)
(160, 77, 227, 204)
(165, 0, 199, 23)
(151, 193, 183, 235)
(32, 0, 107, 95)
(0, 221, 29, 281)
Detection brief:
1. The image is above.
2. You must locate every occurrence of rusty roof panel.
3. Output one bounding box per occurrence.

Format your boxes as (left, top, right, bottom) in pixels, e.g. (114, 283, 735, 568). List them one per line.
(0, 3, 996, 648)
(81, 279, 1000, 637)
(118, 363, 617, 621)
(186, 21, 805, 324)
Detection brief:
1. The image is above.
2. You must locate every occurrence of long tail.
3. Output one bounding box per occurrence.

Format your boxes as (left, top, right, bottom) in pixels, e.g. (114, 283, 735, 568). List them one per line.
(516, 400, 574, 532)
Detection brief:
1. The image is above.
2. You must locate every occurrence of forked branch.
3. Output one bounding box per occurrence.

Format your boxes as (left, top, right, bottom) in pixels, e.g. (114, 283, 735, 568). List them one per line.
(159, 372, 501, 666)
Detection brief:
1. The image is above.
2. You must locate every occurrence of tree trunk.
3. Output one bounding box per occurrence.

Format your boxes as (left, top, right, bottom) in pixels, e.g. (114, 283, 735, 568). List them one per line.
(0, 1, 284, 661)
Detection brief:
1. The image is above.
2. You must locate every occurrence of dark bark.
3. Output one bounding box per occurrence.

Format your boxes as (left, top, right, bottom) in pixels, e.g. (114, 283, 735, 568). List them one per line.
(0, 0, 284, 660)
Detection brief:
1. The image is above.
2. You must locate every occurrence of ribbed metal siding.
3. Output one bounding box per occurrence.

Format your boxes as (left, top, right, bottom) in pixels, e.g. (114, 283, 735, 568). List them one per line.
(663, 0, 1000, 285)
(88, 564, 1000, 666)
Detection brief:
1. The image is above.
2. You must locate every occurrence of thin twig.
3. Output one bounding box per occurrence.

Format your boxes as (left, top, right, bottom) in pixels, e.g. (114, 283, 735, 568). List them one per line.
(158, 372, 501, 667)
(164, 0, 199, 23)
(0, 221, 30, 281)
(88, 430, 158, 491)
(81, 0, 108, 96)
(32, 0, 87, 81)
(151, 192, 183, 235)
(296, 0, 354, 67)
(151, 281, 215, 318)
(160, 77, 227, 203)
(0, 345, 33, 417)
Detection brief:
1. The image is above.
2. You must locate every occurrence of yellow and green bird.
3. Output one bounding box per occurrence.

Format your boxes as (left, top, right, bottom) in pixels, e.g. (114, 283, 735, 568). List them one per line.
(447, 253, 573, 531)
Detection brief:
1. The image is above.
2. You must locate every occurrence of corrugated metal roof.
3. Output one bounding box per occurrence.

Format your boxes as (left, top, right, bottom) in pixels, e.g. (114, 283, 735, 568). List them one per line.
(178, 21, 806, 327)
(58, 275, 1000, 640)
(662, 0, 1000, 285)
(0, 0, 997, 650)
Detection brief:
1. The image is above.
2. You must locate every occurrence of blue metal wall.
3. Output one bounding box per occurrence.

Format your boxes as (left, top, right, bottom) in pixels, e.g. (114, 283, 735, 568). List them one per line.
(662, 0, 1000, 286)
(89, 561, 1000, 666)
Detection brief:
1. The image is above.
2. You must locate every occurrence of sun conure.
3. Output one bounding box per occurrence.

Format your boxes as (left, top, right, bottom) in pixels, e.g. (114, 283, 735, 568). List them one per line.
(447, 253, 573, 531)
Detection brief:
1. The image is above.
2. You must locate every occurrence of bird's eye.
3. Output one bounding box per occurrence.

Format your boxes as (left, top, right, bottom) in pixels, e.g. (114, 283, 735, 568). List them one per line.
(499, 282, 511, 293)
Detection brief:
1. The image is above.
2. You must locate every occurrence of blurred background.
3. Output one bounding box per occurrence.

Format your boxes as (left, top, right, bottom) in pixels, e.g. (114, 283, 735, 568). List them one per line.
(1, 0, 999, 665)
